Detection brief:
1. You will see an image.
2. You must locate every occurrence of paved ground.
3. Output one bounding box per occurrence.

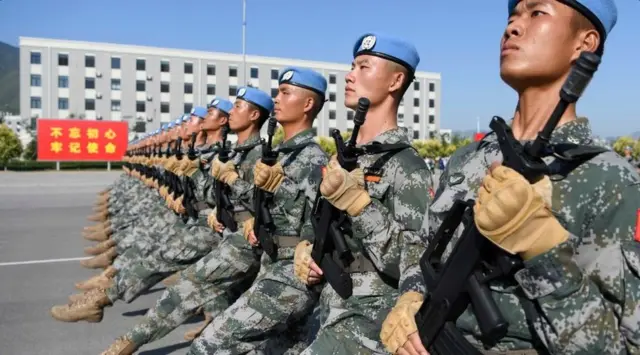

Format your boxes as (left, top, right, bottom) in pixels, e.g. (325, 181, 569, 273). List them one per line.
(0, 171, 193, 355)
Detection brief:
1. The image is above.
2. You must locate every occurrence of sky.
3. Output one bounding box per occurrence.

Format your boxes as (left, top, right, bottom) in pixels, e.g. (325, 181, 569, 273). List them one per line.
(0, 0, 638, 137)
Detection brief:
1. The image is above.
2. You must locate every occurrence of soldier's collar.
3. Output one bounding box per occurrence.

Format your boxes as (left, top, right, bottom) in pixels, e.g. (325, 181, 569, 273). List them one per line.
(277, 128, 315, 150)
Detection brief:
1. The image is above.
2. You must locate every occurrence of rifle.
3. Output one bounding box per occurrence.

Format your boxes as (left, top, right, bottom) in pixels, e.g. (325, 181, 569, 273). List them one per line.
(213, 124, 239, 232)
(415, 52, 603, 354)
(310, 97, 370, 300)
(187, 132, 198, 160)
(253, 116, 279, 260)
(182, 132, 200, 220)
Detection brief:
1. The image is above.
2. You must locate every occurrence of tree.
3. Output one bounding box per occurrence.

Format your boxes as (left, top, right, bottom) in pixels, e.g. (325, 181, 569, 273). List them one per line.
(613, 136, 636, 158)
(23, 138, 37, 160)
(316, 136, 336, 156)
(0, 124, 23, 165)
(272, 126, 284, 146)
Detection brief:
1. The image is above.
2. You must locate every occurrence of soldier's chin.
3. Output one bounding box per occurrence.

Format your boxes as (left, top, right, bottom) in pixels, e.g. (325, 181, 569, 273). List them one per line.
(344, 96, 358, 110)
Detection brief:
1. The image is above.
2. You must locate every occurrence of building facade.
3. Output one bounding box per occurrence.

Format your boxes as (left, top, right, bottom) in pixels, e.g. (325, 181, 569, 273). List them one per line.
(20, 37, 442, 140)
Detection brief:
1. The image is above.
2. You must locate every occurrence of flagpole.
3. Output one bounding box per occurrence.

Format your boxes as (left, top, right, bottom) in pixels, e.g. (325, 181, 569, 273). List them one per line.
(242, 0, 247, 84)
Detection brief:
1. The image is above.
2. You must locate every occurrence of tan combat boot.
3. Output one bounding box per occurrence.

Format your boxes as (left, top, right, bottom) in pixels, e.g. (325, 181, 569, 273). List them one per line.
(82, 223, 103, 235)
(93, 204, 108, 213)
(87, 210, 109, 222)
(50, 288, 112, 323)
(75, 266, 117, 291)
(183, 312, 213, 341)
(80, 247, 117, 269)
(84, 238, 116, 256)
(101, 336, 138, 355)
(84, 230, 110, 242)
(161, 271, 181, 287)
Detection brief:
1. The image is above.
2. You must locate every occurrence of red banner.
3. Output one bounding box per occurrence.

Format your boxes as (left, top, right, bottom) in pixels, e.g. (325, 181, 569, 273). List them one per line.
(474, 132, 486, 142)
(37, 119, 128, 161)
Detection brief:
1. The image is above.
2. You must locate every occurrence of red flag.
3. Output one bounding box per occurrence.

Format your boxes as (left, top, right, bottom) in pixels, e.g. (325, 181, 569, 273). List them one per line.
(36, 119, 128, 161)
(474, 133, 486, 142)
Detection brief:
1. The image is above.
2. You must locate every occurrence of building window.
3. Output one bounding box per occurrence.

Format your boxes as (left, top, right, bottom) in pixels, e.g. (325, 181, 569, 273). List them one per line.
(271, 69, 279, 80)
(414, 98, 420, 107)
(229, 67, 237, 77)
(136, 80, 146, 92)
(160, 60, 170, 72)
(58, 54, 69, 66)
(270, 88, 278, 98)
(207, 84, 216, 95)
(184, 62, 193, 74)
(413, 131, 419, 139)
(111, 100, 121, 111)
(30, 74, 41, 87)
(85, 78, 95, 89)
(429, 131, 436, 139)
(414, 114, 420, 123)
(58, 76, 68, 88)
(229, 85, 237, 96)
(329, 74, 336, 84)
(207, 64, 216, 76)
(160, 82, 170, 93)
(111, 57, 120, 69)
(429, 82, 435, 92)
(111, 79, 121, 90)
(58, 98, 68, 110)
(398, 113, 404, 123)
(30, 52, 42, 65)
(347, 111, 354, 121)
(136, 59, 146, 71)
(161, 102, 170, 113)
(429, 99, 435, 108)
(85, 99, 95, 111)
(184, 103, 193, 113)
(250, 67, 259, 79)
(30, 97, 41, 109)
(136, 101, 145, 112)
(414, 81, 420, 91)
(429, 115, 435, 124)
(329, 93, 336, 102)
(184, 83, 193, 94)
(329, 110, 336, 120)
(85, 55, 95, 68)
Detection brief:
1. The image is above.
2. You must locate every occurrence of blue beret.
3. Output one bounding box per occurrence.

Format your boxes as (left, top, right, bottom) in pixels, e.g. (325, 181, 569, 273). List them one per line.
(508, 0, 617, 38)
(209, 98, 233, 115)
(236, 87, 274, 113)
(353, 33, 420, 73)
(279, 67, 327, 98)
(182, 114, 191, 122)
(167, 122, 175, 128)
(174, 117, 182, 125)
(190, 106, 207, 119)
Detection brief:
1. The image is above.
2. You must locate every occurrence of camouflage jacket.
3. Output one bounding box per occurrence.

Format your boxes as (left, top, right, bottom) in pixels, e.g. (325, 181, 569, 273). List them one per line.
(225, 133, 263, 211)
(416, 118, 640, 353)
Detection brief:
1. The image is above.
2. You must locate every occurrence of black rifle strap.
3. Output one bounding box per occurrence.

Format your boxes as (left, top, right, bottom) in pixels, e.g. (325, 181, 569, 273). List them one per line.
(361, 143, 414, 190)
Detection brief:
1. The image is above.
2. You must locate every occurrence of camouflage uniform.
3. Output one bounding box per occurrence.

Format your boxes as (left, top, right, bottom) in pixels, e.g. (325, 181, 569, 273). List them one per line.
(119, 134, 264, 348)
(189, 128, 328, 354)
(412, 118, 640, 354)
(299, 127, 431, 354)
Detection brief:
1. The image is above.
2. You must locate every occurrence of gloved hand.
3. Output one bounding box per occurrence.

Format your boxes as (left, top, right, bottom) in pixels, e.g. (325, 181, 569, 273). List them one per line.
(207, 209, 224, 232)
(166, 194, 175, 209)
(173, 196, 186, 214)
(183, 159, 200, 177)
(294, 241, 316, 285)
(320, 160, 369, 216)
(254, 160, 284, 193)
(210, 159, 238, 184)
(380, 291, 425, 354)
(164, 157, 180, 173)
(474, 164, 567, 260)
(243, 217, 258, 246)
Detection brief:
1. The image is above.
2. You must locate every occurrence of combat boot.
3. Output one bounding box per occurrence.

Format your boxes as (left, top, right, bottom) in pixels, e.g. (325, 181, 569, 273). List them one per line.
(50, 288, 112, 323)
(84, 238, 116, 255)
(183, 312, 213, 341)
(80, 246, 117, 269)
(87, 210, 109, 222)
(161, 271, 181, 287)
(75, 266, 117, 291)
(100, 336, 138, 355)
(93, 204, 109, 213)
(84, 230, 110, 242)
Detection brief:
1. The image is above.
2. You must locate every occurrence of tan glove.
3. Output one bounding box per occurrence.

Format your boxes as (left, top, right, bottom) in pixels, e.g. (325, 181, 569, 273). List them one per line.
(159, 186, 167, 198)
(210, 159, 222, 178)
(173, 196, 186, 214)
(183, 159, 200, 177)
(380, 291, 424, 354)
(165, 157, 180, 173)
(166, 194, 175, 209)
(474, 165, 567, 260)
(254, 160, 284, 193)
(294, 241, 314, 285)
(218, 161, 239, 185)
(207, 209, 219, 230)
(320, 162, 370, 216)
(243, 217, 255, 242)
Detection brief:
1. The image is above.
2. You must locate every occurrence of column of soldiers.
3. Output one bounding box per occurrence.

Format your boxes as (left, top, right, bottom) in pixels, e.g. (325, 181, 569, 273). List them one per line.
(50, 1, 640, 354)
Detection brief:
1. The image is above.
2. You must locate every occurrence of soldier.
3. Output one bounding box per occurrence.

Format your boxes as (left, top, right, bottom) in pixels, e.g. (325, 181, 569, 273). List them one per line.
(188, 67, 329, 354)
(383, 1, 640, 354)
(290, 33, 431, 354)
(99, 88, 272, 354)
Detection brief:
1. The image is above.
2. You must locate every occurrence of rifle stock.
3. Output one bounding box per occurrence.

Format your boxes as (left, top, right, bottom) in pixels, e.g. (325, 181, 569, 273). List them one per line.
(214, 124, 238, 232)
(254, 117, 279, 260)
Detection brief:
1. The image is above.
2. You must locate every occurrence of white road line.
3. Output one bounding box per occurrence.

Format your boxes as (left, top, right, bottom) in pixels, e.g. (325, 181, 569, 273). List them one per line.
(0, 257, 90, 267)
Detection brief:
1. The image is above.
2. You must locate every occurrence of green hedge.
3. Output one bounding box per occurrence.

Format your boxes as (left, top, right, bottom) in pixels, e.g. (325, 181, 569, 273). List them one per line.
(2, 160, 124, 171)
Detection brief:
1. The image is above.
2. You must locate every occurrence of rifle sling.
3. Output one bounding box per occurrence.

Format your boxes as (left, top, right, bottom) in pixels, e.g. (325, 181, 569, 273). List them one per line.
(481, 349, 540, 355)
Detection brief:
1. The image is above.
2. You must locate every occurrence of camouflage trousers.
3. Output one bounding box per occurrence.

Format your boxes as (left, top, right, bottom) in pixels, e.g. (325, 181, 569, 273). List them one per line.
(105, 224, 218, 304)
(125, 234, 260, 347)
(296, 272, 398, 355)
(188, 246, 320, 355)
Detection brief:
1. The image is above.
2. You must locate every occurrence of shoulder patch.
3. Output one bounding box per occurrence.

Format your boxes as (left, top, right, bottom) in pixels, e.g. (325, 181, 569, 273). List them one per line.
(635, 208, 640, 242)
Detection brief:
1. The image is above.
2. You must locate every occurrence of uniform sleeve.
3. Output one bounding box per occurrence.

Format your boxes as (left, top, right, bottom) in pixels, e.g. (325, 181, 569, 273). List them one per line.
(350, 166, 431, 293)
(513, 183, 640, 354)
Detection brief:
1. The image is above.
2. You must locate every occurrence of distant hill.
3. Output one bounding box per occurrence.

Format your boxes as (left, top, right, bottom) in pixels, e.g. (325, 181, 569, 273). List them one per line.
(0, 41, 19, 114)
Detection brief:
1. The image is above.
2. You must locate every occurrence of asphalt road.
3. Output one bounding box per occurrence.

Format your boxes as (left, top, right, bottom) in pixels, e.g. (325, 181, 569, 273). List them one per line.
(0, 171, 193, 355)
